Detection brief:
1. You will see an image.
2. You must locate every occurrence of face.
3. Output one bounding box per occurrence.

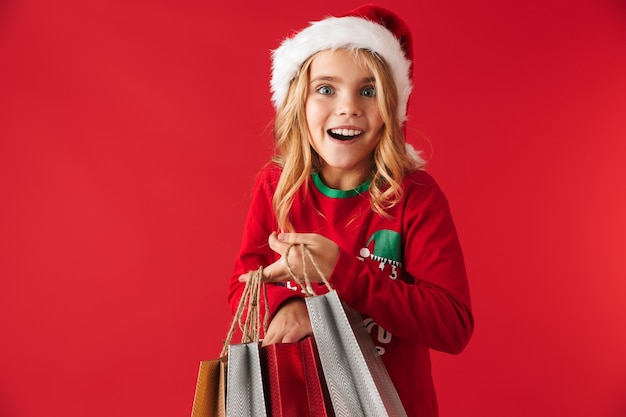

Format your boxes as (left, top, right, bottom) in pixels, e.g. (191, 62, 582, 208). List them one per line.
(305, 49, 384, 190)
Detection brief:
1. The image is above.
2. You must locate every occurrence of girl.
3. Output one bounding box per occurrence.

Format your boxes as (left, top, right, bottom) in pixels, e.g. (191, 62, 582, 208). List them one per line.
(229, 5, 473, 417)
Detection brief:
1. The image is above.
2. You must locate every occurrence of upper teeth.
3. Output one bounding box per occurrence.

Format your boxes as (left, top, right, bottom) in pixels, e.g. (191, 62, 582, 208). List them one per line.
(331, 129, 362, 137)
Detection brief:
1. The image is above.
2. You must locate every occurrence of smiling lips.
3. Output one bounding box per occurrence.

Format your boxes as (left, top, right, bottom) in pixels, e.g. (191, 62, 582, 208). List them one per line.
(328, 128, 363, 141)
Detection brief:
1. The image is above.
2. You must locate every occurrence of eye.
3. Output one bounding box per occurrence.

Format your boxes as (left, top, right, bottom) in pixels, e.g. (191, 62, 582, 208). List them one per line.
(316, 85, 334, 95)
(361, 86, 376, 98)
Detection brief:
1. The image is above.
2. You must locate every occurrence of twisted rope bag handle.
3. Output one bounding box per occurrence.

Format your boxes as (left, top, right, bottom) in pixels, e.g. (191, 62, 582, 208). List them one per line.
(220, 245, 329, 356)
(284, 243, 333, 296)
(220, 266, 269, 357)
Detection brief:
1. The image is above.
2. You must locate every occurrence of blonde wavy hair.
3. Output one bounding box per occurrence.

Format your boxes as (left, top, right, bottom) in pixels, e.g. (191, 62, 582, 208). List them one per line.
(272, 47, 425, 232)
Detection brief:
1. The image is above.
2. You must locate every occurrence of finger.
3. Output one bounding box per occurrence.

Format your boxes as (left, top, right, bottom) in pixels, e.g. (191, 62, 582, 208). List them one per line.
(239, 265, 287, 283)
(262, 325, 310, 345)
(275, 232, 317, 245)
(261, 331, 281, 346)
(261, 260, 290, 283)
(282, 327, 312, 344)
(261, 262, 277, 282)
(268, 231, 288, 253)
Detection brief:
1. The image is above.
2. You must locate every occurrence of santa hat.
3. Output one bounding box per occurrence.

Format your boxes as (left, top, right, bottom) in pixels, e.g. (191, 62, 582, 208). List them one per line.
(270, 4, 414, 125)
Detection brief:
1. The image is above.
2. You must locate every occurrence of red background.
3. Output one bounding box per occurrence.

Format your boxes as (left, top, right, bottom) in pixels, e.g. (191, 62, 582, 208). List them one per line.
(1, 0, 625, 416)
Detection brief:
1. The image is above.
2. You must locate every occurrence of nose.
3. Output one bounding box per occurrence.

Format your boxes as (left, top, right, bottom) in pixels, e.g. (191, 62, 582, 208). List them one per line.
(335, 92, 362, 117)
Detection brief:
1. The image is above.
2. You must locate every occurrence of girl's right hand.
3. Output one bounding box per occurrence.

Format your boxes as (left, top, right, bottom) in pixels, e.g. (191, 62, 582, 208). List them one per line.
(263, 231, 339, 283)
(238, 232, 339, 285)
(261, 298, 312, 346)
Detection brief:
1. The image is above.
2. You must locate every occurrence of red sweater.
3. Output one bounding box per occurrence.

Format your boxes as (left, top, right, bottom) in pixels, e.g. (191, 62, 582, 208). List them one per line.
(228, 164, 473, 417)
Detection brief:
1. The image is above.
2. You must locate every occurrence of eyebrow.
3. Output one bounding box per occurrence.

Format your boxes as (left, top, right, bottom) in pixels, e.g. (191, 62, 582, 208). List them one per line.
(310, 76, 376, 84)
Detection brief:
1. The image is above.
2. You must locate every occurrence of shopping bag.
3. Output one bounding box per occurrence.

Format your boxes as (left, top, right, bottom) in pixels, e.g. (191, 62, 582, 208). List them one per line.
(286, 244, 408, 417)
(191, 267, 269, 417)
(225, 267, 269, 417)
(261, 336, 335, 417)
(226, 342, 267, 417)
(307, 291, 407, 417)
(191, 356, 227, 417)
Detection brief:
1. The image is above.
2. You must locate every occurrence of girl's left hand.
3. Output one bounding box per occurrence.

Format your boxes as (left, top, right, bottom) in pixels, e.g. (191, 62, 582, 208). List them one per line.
(261, 298, 312, 346)
(239, 231, 339, 284)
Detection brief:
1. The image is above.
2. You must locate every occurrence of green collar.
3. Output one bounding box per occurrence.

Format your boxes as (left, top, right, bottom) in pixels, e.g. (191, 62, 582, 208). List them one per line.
(312, 172, 371, 198)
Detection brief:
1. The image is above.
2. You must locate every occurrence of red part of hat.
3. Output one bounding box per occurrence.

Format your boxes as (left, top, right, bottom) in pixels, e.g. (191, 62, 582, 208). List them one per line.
(339, 4, 413, 67)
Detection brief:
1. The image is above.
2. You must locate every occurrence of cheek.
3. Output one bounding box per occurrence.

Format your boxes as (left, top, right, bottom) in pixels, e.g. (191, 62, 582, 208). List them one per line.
(305, 100, 327, 130)
(368, 104, 384, 128)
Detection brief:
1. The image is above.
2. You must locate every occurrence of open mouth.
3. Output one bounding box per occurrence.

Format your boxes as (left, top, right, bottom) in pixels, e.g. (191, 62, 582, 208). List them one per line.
(328, 128, 363, 141)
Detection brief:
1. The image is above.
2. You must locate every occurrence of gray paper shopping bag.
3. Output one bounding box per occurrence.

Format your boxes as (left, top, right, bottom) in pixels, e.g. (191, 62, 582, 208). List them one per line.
(305, 291, 407, 417)
(226, 342, 268, 417)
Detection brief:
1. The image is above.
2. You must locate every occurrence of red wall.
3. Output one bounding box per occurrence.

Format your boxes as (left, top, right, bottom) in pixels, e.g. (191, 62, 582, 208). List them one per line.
(1, 0, 625, 416)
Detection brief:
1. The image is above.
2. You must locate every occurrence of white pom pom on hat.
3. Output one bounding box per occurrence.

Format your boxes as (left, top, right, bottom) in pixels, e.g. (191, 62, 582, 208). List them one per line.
(270, 4, 414, 125)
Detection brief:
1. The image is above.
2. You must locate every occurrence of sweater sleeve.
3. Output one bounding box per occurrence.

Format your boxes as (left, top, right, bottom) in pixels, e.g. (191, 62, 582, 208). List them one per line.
(227, 167, 304, 321)
(328, 177, 473, 354)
